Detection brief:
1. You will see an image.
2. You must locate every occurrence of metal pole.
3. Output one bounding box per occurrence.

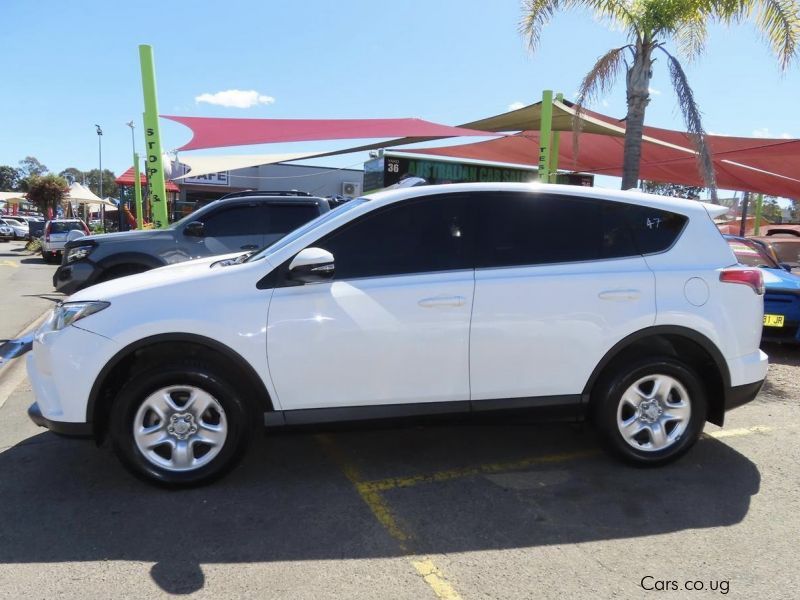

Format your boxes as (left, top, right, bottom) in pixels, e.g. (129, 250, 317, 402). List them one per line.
(133, 153, 144, 230)
(753, 193, 763, 236)
(548, 92, 563, 182)
(95, 124, 104, 232)
(739, 192, 750, 237)
(139, 45, 169, 228)
(538, 90, 553, 183)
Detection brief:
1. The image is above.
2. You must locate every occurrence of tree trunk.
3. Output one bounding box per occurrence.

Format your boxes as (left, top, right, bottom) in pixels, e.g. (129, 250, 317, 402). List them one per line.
(621, 42, 654, 190)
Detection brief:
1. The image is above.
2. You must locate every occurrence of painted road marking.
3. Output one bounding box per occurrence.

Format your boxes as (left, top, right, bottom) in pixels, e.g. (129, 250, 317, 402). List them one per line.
(705, 425, 773, 439)
(314, 433, 462, 600)
(0, 260, 19, 268)
(361, 449, 597, 493)
(313, 424, 775, 598)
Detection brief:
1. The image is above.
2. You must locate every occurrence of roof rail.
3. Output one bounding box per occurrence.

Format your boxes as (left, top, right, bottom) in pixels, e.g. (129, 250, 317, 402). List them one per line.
(217, 190, 313, 200)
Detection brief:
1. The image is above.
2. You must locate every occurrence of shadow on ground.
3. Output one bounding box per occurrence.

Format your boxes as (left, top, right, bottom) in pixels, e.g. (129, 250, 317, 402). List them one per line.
(0, 422, 759, 594)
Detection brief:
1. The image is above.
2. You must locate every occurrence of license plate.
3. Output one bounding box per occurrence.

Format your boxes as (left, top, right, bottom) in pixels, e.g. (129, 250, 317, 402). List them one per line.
(763, 314, 785, 327)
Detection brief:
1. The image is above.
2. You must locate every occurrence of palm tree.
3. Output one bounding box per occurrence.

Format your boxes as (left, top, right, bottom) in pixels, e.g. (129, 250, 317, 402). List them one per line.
(521, 0, 800, 199)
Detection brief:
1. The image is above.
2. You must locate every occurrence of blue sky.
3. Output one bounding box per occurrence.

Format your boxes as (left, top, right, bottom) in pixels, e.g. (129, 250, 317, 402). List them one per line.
(2, 0, 798, 194)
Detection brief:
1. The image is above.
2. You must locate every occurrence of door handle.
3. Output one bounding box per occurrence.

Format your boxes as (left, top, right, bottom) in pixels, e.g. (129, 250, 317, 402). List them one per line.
(240, 244, 258, 250)
(598, 289, 641, 301)
(418, 295, 466, 308)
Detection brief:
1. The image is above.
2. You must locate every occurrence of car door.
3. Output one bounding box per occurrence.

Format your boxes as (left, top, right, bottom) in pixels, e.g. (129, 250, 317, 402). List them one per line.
(192, 203, 267, 257)
(266, 193, 474, 410)
(469, 191, 656, 403)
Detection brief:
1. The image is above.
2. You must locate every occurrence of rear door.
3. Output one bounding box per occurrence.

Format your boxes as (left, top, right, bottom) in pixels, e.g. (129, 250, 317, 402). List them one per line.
(262, 202, 323, 247)
(469, 192, 656, 403)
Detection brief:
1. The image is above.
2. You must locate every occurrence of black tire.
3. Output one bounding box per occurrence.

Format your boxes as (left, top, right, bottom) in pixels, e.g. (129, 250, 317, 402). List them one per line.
(592, 356, 707, 466)
(110, 361, 252, 486)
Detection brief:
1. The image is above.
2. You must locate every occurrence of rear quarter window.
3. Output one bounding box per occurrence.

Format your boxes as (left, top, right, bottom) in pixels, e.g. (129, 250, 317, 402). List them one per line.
(619, 205, 688, 254)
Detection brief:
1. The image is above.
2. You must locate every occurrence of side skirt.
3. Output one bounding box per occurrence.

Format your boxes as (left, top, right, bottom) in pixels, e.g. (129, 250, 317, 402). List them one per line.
(263, 395, 582, 428)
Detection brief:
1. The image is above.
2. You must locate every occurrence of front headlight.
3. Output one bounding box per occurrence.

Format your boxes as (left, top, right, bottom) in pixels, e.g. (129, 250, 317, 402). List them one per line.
(66, 245, 95, 263)
(44, 301, 111, 331)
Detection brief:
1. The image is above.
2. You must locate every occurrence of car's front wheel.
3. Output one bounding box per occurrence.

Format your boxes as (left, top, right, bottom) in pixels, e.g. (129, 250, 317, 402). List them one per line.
(110, 361, 251, 486)
(593, 357, 707, 466)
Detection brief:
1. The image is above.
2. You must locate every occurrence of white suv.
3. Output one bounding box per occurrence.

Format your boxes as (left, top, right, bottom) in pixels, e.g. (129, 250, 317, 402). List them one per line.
(25, 183, 768, 485)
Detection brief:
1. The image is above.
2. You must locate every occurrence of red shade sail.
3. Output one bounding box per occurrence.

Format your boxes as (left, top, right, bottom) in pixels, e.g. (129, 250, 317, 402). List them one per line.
(162, 115, 501, 152)
(398, 131, 800, 199)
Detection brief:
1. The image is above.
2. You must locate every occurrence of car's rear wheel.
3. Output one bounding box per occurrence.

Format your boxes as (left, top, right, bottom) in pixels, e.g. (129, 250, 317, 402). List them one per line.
(110, 361, 251, 486)
(593, 357, 707, 466)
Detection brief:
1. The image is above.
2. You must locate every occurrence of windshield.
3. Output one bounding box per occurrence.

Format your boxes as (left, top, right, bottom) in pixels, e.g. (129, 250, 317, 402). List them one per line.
(727, 239, 779, 269)
(49, 221, 86, 234)
(245, 197, 369, 262)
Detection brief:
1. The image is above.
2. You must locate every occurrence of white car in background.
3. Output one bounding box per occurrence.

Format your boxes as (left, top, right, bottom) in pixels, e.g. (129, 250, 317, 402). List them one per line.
(40, 219, 89, 263)
(24, 183, 768, 486)
(0, 217, 28, 240)
(0, 221, 14, 241)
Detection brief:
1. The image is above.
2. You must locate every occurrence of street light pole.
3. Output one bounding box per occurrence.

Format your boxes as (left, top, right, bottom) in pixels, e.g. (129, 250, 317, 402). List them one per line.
(95, 124, 104, 232)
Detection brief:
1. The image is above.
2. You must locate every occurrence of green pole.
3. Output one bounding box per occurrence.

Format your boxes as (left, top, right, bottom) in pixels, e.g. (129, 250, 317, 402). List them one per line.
(548, 92, 563, 183)
(753, 193, 763, 236)
(139, 44, 169, 228)
(538, 90, 553, 183)
(133, 152, 144, 230)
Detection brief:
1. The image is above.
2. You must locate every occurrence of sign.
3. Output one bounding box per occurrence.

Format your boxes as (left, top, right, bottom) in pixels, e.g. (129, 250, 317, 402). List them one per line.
(182, 171, 230, 186)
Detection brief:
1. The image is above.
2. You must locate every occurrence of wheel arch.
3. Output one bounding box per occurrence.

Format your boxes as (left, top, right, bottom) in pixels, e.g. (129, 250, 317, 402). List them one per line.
(96, 252, 165, 273)
(582, 326, 731, 426)
(88, 333, 273, 441)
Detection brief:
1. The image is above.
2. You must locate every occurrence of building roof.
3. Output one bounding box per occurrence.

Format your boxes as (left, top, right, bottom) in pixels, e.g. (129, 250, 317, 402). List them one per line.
(115, 167, 180, 192)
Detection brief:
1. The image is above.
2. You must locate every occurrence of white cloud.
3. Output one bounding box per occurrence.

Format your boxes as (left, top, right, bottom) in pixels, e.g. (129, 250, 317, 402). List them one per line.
(648, 87, 661, 95)
(195, 89, 276, 109)
(752, 127, 793, 138)
(508, 101, 526, 111)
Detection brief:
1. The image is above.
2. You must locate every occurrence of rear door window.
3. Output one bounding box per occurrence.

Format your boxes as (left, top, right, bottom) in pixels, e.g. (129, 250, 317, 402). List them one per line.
(474, 192, 639, 268)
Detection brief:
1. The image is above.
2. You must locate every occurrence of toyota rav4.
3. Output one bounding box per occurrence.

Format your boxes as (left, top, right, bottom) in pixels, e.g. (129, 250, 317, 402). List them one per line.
(25, 183, 768, 485)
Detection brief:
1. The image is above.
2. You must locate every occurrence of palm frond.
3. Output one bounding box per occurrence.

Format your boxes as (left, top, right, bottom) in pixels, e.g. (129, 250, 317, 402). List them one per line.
(753, 0, 800, 69)
(520, 0, 640, 52)
(571, 46, 630, 154)
(674, 17, 708, 62)
(519, 0, 564, 52)
(663, 49, 718, 200)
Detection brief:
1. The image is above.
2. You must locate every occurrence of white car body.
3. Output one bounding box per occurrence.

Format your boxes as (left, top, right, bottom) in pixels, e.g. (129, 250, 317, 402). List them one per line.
(41, 219, 88, 256)
(25, 183, 768, 481)
(0, 217, 28, 239)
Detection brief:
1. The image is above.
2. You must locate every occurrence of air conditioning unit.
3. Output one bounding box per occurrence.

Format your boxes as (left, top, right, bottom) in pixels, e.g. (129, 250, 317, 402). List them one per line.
(342, 182, 361, 197)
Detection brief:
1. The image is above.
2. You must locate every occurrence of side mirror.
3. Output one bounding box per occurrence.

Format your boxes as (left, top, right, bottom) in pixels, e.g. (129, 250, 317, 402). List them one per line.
(184, 221, 205, 237)
(289, 247, 335, 283)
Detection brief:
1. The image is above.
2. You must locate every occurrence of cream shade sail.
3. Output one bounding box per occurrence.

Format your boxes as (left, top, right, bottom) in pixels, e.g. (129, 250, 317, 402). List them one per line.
(172, 152, 321, 180)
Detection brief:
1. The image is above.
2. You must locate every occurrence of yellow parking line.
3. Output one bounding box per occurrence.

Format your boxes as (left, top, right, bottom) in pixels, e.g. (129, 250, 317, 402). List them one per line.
(361, 449, 598, 493)
(314, 434, 462, 599)
(411, 559, 462, 600)
(0, 260, 19, 268)
(705, 425, 773, 439)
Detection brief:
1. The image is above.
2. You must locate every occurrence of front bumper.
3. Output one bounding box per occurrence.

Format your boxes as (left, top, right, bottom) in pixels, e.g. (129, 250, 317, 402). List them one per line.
(27, 402, 92, 437)
(53, 261, 99, 294)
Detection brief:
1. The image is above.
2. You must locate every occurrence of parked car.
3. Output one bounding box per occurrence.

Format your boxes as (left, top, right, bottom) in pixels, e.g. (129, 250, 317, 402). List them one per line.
(726, 235, 800, 344)
(0, 222, 13, 241)
(0, 217, 28, 240)
(760, 224, 800, 237)
(25, 183, 767, 486)
(749, 235, 800, 271)
(41, 219, 90, 263)
(53, 191, 330, 294)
